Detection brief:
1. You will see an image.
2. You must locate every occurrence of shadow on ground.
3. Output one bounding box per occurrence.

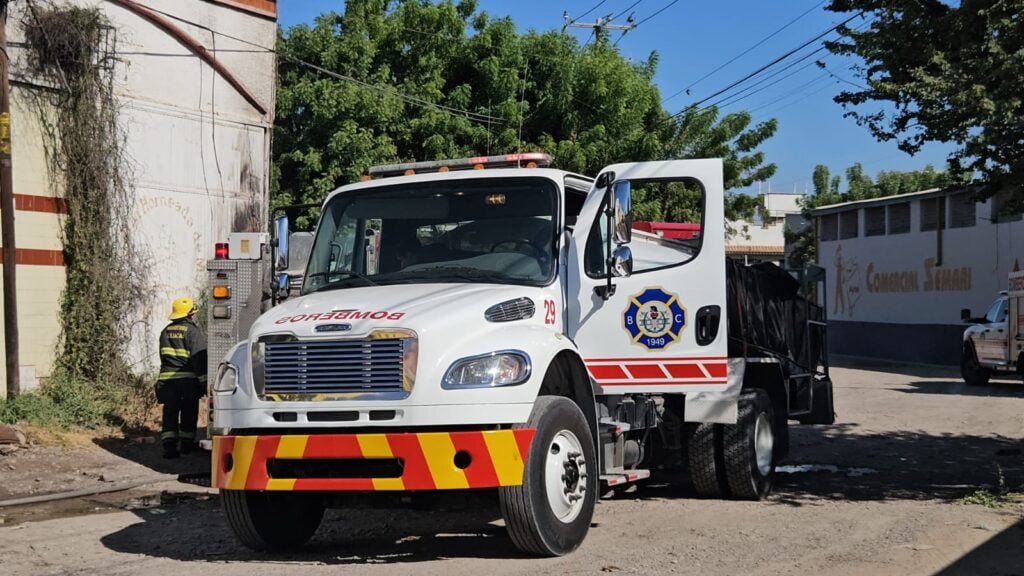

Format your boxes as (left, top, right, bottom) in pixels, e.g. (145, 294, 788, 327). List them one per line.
(620, 423, 1024, 505)
(898, 380, 1024, 398)
(92, 436, 210, 479)
(934, 518, 1024, 576)
(100, 498, 527, 564)
(831, 355, 961, 379)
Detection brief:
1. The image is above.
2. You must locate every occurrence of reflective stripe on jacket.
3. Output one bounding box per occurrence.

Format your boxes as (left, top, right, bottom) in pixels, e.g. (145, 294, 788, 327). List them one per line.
(158, 318, 208, 383)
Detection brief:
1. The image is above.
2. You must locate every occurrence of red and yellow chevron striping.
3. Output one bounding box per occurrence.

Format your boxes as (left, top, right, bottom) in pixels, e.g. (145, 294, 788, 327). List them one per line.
(212, 430, 535, 491)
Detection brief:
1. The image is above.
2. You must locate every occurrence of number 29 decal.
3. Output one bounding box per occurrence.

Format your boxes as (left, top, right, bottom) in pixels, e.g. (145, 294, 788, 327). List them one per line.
(543, 299, 557, 325)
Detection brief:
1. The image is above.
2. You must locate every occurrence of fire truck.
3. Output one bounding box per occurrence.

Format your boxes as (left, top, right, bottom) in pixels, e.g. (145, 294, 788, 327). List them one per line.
(205, 154, 834, 556)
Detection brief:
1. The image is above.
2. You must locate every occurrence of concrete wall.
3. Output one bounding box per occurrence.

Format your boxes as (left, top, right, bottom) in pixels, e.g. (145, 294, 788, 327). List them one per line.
(0, 0, 276, 396)
(817, 192, 1024, 365)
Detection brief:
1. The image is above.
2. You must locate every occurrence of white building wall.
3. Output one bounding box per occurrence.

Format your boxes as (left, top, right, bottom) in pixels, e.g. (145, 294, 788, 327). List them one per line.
(3, 0, 276, 385)
(816, 193, 1024, 364)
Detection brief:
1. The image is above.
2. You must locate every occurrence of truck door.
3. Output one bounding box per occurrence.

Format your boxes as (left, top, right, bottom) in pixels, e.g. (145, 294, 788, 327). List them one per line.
(566, 159, 728, 395)
(977, 296, 1009, 365)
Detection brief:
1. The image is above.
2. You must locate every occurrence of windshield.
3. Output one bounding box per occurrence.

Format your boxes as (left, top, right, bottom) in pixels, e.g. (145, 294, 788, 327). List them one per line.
(302, 177, 559, 294)
(984, 298, 1008, 323)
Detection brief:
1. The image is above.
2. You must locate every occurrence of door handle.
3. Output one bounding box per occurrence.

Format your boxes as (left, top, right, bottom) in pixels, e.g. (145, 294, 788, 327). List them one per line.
(695, 305, 721, 346)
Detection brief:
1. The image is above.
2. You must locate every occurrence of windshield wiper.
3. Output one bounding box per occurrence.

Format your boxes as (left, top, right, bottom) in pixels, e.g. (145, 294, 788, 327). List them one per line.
(306, 270, 378, 293)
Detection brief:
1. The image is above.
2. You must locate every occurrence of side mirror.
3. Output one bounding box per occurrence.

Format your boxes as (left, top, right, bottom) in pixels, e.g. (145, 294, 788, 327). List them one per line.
(611, 245, 633, 278)
(804, 264, 826, 283)
(961, 308, 971, 323)
(612, 180, 632, 245)
(274, 215, 290, 270)
(274, 272, 291, 301)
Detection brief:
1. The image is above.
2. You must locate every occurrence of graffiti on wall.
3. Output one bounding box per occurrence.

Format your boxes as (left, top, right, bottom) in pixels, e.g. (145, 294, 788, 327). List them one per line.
(833, 245, 862, 317)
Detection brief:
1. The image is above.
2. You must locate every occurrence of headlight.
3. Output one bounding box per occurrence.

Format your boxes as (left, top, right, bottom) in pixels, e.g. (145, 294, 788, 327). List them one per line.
(214, 363, 238, 394)
(443, 351, 531, 388)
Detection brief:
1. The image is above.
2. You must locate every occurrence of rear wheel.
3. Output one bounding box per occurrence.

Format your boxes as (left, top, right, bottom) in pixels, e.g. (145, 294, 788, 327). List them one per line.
(686, 423, 724, 498)
(961, 345, 991, 386)
(722, 389, 776, 500)
(221, 490, 325, 551)
(500, 396, 597, 557)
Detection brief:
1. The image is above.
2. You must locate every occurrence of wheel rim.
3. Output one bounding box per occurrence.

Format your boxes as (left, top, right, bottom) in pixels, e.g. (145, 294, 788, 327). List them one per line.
(544, 429, 587, 523)
(753, 412, 774, 476)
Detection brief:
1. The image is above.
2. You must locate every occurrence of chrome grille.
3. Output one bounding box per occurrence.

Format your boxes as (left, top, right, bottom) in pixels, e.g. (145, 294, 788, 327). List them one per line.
(263, 338, 405, 396)
(485, 297, 535, 322)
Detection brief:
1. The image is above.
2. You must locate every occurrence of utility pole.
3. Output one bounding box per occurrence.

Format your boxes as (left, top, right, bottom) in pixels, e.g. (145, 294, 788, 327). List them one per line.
(0, 0, 19, 398)
(562, 11, 636, 44)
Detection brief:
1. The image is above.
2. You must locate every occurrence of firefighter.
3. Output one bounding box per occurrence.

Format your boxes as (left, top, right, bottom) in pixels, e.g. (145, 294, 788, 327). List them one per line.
(156, 297, 207, 459)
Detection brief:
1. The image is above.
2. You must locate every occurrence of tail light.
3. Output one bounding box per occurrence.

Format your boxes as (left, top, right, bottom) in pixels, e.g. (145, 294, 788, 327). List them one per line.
(214, 243, 229, 260)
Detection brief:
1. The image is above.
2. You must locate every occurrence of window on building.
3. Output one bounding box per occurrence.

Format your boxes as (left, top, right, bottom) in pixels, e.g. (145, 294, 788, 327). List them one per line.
(819, 213, 837, 241)
(920, 198, 945, 231)
(839, 210, 858, 239)
(949, 193, 976, 228)
(887, 203, 910, 234)
(992, 190, 1023, 223)
(865, 206, 886, 236)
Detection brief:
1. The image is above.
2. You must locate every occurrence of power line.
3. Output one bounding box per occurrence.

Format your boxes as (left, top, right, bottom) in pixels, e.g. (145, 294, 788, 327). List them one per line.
(662, 0, 826, 104)
(610, 0, 644, 22)
(562, 0, 611, 29)
(119, 1, 505, 125)
(662, 11, 862, 126)
(700, 45, 829, 112)
(750, 76, 837, 122)
(633, 0, 681, 27)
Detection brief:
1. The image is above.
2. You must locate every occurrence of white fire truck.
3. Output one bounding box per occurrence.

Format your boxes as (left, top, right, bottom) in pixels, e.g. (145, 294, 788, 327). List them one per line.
(206, 154, 834, 556)
(960, 271, 1024, 385)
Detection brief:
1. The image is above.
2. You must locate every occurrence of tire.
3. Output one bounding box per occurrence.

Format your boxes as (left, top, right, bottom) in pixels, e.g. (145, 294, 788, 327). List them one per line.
(961, 345, 991, 386)
(686, 423, 724, 498)
(723, 389, 775, 500)
(499, 396, 597, 557)
(221, 489, 325, 551)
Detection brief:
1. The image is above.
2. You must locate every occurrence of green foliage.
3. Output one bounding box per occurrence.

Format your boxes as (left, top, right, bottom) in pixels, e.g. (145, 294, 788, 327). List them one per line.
(18, 2, 153, 429)
(274, 0, 777, 227)
(959, 488, 1024, 508)
(826, 0, 1024, 194)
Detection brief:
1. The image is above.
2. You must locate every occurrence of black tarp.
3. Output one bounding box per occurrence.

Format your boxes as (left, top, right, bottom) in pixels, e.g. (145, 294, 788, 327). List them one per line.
(726, 260, 824, 371)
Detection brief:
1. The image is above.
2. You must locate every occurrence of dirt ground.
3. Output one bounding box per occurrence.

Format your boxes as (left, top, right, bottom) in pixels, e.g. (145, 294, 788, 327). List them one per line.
(0, 359, 1022, 576)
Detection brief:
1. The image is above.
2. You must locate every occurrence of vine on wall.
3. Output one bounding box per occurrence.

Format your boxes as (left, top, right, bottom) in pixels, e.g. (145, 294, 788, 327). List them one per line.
(20, 2, 152, 427)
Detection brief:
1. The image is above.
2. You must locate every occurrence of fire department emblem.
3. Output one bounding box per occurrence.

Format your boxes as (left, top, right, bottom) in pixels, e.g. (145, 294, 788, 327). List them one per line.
(623, 288, 686, 350)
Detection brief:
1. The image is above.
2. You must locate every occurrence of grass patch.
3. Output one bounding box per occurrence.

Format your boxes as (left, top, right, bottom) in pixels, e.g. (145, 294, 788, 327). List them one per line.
(0, 371, 158, 434)
(960, 488, 1024, 508)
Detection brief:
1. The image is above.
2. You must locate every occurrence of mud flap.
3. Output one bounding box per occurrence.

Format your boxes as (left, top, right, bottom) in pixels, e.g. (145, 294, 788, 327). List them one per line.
(797, 376, 835, 425)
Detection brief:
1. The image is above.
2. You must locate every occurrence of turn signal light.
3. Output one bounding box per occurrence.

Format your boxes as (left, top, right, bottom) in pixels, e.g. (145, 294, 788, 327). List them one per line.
(214, 243, 229, 260)
(212, 286, 230, 299)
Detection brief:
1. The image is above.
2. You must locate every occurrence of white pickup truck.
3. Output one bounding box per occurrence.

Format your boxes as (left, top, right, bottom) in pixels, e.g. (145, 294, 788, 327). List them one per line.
(961, 271, 1024, 385)
(207, 153, 834, 556)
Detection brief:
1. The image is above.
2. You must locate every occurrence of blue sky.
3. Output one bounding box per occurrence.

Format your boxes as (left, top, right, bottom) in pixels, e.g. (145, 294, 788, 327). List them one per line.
(277, 1, 955, 197)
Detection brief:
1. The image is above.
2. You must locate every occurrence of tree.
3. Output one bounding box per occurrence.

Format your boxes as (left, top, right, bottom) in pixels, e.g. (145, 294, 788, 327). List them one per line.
(274, 0, 778, 227)
(826, 0, 1024, 194)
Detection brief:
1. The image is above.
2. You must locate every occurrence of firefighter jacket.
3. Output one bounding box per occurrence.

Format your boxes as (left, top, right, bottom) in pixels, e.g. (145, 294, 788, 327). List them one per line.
(158, 318, 208, 389)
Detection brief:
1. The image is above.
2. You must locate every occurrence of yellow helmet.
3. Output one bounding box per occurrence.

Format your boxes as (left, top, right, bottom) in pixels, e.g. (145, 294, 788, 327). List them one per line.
(169, 297, 195, 320)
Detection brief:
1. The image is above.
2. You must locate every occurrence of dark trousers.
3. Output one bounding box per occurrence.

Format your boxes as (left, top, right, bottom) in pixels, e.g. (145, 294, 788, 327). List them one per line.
(157, 379, 200, 445)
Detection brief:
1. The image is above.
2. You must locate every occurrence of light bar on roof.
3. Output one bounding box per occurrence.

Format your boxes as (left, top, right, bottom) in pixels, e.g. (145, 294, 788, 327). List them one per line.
(367, 153, 552, 178)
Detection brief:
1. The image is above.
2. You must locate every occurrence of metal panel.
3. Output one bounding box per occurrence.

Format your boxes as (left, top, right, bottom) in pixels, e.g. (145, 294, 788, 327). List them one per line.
(207, 258, 266, 377)
(263, 339, 406, 395)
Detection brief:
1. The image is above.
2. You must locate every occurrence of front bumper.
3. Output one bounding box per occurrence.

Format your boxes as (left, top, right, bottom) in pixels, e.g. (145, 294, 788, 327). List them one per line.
(212, 430, 535, 491)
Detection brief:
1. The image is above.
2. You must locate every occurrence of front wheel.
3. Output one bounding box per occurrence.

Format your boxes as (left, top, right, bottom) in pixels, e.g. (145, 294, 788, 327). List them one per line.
(221, 490, 325, 551)
(961, 345, 991, 386)
(499, 396, 597, 557)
